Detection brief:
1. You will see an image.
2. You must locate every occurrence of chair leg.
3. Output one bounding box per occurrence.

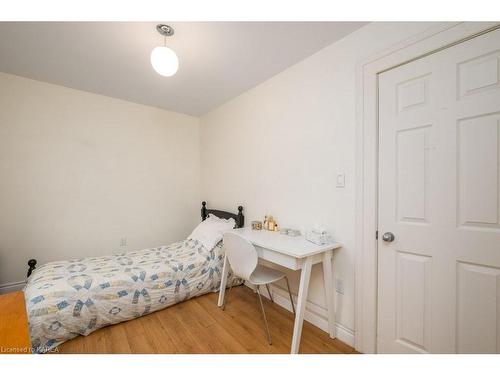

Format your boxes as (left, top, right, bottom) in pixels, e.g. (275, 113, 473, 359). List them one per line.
(256, 285, 272, 345)
(285, 276, 296, 315)
(265, 283, 274, 303)
(222, 281, 234, 311)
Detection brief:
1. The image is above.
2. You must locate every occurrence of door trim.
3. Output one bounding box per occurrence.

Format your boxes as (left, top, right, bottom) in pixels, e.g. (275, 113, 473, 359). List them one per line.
(354, 21, 500, 354)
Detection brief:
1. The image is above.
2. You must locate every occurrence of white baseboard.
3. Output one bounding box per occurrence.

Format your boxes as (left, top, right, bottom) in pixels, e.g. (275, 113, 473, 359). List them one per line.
(243, 282, 355, 347)
(0, 280, 26, 295)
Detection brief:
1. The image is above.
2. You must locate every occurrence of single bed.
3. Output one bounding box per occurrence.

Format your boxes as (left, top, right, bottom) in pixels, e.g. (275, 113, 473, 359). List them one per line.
(24, 202, 244, 353)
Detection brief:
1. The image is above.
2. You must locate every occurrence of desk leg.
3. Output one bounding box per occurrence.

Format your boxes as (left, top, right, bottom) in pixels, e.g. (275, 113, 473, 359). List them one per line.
(290, 256, 312, 354)
(322, 250, 336, 338)
(217, 254, 229, 308)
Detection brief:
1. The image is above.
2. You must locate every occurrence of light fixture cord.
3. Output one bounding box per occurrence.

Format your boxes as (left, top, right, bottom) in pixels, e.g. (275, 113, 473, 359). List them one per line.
(164, 36, 166, 47)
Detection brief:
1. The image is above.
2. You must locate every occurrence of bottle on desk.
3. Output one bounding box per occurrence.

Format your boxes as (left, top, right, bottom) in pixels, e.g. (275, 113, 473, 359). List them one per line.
(267, 216, 274, 231)
(263, 214, 279, 231)
(270, 217, 280, 231)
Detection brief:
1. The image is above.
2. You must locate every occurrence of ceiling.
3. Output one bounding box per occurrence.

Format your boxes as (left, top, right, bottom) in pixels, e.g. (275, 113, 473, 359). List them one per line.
(0, 22, 367, 116)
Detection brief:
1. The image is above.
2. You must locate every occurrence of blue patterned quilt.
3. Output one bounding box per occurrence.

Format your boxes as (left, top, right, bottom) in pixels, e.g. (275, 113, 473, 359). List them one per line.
(24, 239, 238, 353)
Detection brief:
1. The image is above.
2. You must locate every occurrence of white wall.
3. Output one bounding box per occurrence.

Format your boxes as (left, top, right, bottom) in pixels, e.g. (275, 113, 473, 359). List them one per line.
(0, 72, 200, 288)
(200, 22, 438, 336)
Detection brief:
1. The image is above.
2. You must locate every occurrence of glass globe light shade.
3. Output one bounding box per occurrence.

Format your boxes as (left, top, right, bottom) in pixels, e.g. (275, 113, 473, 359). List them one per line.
(150, 46, 179, 77)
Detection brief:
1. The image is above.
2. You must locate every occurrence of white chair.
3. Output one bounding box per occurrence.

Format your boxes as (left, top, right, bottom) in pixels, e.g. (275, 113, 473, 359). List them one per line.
(222, 232, 295, 345)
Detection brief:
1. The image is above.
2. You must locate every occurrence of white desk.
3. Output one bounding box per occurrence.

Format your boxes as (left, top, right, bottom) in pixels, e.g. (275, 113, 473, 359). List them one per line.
(217, 227, 342, 354)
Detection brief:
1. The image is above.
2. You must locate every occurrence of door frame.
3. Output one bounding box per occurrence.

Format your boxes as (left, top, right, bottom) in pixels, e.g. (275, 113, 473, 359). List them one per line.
(354, 21, 500, 354)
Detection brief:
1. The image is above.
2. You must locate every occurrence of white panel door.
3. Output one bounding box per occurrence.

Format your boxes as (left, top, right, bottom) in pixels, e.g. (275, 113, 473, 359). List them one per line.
(378, 28, 500, 353)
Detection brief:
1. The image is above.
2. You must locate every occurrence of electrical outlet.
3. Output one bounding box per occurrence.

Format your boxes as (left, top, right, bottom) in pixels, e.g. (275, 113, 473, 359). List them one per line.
(335, 278, 344, 294)
(120, 237, 127, 247)
(336, 172, 345, 188)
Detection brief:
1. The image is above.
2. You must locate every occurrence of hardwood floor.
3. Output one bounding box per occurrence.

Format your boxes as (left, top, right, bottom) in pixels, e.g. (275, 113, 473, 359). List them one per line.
(58, 286, 357, 354)
(0, 291, 31, 354)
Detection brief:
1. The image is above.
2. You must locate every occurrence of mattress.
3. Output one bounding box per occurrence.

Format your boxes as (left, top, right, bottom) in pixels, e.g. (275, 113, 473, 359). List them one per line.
(24, 239, 238, 353)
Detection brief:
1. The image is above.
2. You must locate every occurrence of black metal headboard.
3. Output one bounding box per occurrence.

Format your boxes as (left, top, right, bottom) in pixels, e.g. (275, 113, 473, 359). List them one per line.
(201, 201, 244, 228)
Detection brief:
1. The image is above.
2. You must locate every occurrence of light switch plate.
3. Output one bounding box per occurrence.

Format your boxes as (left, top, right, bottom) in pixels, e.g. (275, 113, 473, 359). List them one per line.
(336, 173, 345, 188)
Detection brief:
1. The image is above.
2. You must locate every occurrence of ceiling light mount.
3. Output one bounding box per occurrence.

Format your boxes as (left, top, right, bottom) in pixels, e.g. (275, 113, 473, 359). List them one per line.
(156, 24, 174, 37)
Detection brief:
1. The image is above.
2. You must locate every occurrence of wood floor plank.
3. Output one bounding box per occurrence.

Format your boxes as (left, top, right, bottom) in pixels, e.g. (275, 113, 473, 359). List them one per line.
(139, 313, 178, 353)
(58, 286, 357, 354)
(174, 301, 233, 353)
(182, 299, 249, 353)
(121, 314, 157, 353)
(85, 326, 110, 353)
(195, 291, 273, 353)
(223, 288, 293, 353)
(153, 304, 208, 353)
(103, 323, 132, 354)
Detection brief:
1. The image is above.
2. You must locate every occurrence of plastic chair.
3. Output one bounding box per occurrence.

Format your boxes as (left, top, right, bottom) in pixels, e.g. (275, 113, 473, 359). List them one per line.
(222, 232, 295, 344)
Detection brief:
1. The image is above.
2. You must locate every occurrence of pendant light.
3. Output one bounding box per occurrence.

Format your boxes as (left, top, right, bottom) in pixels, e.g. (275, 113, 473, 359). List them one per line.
(151, 24, 179, 77)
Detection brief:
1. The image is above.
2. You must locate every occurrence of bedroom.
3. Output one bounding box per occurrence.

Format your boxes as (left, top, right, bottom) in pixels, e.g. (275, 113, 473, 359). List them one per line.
(1, 0, 499, 373)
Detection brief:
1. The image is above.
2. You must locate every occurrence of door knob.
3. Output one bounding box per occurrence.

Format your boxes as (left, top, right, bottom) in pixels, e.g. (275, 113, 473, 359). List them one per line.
(382, 232, 395, 242)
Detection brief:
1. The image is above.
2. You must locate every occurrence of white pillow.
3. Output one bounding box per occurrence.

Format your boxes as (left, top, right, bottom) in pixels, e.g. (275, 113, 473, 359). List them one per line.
(208, 213, 236, 227)
(188, 216, 235, 250)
